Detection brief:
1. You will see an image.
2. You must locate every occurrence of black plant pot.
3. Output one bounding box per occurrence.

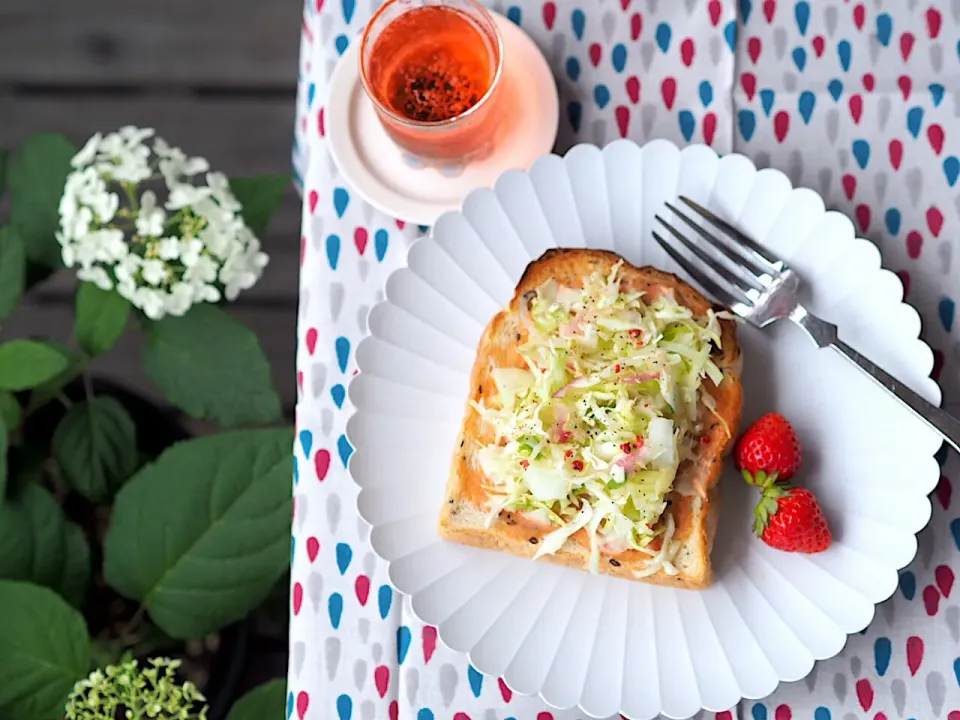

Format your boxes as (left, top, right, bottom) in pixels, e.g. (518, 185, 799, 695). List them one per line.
(13, 377, 250, 720)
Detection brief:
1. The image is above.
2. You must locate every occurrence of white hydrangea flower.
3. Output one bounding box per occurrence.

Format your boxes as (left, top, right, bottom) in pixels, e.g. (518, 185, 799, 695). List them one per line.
(58, 126, 271, 320)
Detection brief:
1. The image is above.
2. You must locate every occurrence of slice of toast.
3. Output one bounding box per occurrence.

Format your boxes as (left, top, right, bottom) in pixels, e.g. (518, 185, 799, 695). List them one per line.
(438, 248, 743, 589)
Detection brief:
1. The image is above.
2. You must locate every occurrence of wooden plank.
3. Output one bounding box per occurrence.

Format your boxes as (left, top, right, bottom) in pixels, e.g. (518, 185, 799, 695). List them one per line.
(1, 95, 297, 179)
(0, 0, 302, 87)
(0, 302, 298, 413)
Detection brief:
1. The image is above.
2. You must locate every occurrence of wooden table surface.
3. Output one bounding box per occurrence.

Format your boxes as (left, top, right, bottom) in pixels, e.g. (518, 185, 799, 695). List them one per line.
(0, 0, 305, 414)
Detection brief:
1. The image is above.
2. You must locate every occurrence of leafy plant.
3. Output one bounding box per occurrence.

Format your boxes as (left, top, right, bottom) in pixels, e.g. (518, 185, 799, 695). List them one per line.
(0, 130, 294, 719)
(65, 657, 208, 720)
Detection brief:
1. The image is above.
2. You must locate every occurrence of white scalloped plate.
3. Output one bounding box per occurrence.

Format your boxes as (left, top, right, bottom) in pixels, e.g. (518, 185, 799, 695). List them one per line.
(346, 140, 943, 719)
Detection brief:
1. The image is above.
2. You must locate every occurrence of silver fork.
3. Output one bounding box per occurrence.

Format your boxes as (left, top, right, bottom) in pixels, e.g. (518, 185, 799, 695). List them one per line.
(653, 195, 960, 453)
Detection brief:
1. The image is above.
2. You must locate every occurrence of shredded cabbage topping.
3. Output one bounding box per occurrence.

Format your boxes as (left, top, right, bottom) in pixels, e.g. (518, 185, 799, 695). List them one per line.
(472, 261, 725, 576)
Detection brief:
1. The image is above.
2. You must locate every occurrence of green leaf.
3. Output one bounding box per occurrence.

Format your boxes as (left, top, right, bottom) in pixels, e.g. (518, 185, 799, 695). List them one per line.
(8, 133, 76, 269)
(26, 341, 86, 412)
(74, 283, 131, 357)
(0, 148, 8, 197)
(0, 226, 25, 322)
(0, 340, 70, 392)
(59, 523, 92, 609)
(143, 305, 281, 428)
(0, 485, 65, 591)
(0, 422, 6, 501)
(52, 397, 138, 502)
(0, 391, 20, 432)
(227, 679, 287, 720)
(103, 428, 294, 639)
(229, 175, 291, 237)
(0, 580, 91, 720)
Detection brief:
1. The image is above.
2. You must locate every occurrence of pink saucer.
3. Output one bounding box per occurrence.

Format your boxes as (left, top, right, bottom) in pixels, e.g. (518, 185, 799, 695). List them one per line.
(326, 12, 559, 226)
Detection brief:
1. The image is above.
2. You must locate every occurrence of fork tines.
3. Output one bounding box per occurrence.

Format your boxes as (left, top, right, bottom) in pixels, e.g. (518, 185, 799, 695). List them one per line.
(652, 195, 783, 311)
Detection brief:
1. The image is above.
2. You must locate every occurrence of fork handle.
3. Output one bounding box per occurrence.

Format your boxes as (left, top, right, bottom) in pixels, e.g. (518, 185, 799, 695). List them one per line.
(791, 306, 960, 453)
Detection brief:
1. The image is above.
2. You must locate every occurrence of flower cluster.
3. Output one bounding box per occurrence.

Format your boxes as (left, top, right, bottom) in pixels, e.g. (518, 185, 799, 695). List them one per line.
(57, 126, 269, 319)
(65, 657, 208, 720)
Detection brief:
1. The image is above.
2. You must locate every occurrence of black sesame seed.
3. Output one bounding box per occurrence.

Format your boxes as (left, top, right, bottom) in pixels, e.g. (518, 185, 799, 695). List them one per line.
(478, 385, 483, 394)
(609, 558, 621, 567)
(460, 439, 465, 448)
(529, 537, 539, 544)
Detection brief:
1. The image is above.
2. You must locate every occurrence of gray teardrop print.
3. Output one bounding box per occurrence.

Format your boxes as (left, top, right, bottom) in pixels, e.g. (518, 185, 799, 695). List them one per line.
(850, 655, 861, 678)
(489, 0, 504, 13)
(641, 105, 658, 137)
(931, 43, 944, 73)
(804, 661, 819, 691)
(940, 238, 953, 276)
(296, 494, 308, 531)
(300, 289, 310, 321)
(754, 151, 771, 169)
(353, 659, 367, 692)
(817, 168, 833, 196)
(878, 95, 892, 131)
(837, 148, 849, 171)
(293, 641, 306, 678)
(360, 701, 375, 720)
(358, 258, 370, 282)
(440, 664, 458, 708)
(357, 305, 369, 334)
(307, 571, 323, 612)
(647, 0, 659, 13)
(783, 72, 797, 92)
(484, 711, 499, 720)
(602, 10, 616, 42)
(371, 641, 382, 663)
(955, 193, 960, 218)
(312, 362, 327, 399)
(826, 108, 840, 144)
(640, 42, 656, 72)
(773, 27, 788, 60)
(892, 678, 906, 716)
(358, 618, 370, 644)
(327, 493, 341, 534)
(406, 666, 420, 705)
(709, 35, 723, 67)
(324, 147, 339, 179)
(361, 200, 376, 226)
(787, 150, 804, 186)
(906, 168, 923, 207)
(324, 59, 338, 83)
(325, 637, 341, 681)
(684, 0, 697, 14)
(880, 594, 896, 626)
(358, 515, 371, 541)
(927, 670, 946, 717)
(551, 34, 566, 66)
(907, 0, 919, 9)
(330, 282, 345, 322)
(918, 526, 935, 567)
(592, 120, 607, 147)
(312, 216, 326, 251)
(874, 173, 888, 206)
(319, 14, 334, 44)
(824, 6, 839, 37)
(322, 408, 334, 437)
(843, 715, 858, 720)
(953, 0, 960, 23)
(868, 35, 882, 66)
(833, 672, 847, 703)
(946, 604, 960, 641)
(362, 551, 376, 576)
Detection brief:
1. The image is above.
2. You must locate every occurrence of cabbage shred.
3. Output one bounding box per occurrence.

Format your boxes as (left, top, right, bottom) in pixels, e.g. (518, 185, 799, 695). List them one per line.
(473, 261, 725, 575)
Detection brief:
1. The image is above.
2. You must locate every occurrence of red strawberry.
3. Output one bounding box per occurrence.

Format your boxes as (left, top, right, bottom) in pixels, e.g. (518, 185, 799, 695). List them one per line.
(754, 486, 831, 553)
(735, 413, 801, 485)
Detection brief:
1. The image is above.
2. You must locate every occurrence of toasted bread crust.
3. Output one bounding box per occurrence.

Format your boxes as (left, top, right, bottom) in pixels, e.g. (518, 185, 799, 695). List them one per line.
(438, 249, 742, 589)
